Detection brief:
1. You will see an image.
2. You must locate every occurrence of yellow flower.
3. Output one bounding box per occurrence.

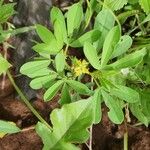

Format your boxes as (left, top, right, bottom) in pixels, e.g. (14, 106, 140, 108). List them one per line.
(72, 59, 89, 77)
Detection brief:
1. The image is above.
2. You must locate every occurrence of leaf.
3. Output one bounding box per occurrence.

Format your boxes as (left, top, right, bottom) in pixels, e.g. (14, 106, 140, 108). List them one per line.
(36, 99, 93, 149)
(51, 7, 67, 48)
(92, 89, 102, 124)
(67, 2, 83, 37)
(55, 51, 66, 73)
(94, 9, 115, 50)
(111, 85, 140, 103)
(66, 80, 92, 95)
(20, 60, 51, 78)
(84, 0, 98, 29)
(59, 83, 71, 105)
(111, 35, 133, 58)
(70, 29, 101, 47)
(109, 48, 147, 70)
(36, 24, 55, 44)
(139, 0, 150, 14)
(101, 89, 124, 124)
(130, 103, 149, 126)
(104, 0, 128, 11)
(101, 26, 120, 67)
(0, 54, 11, 75)
(0, 3, 16, 23)
(84, 42, 101, 70)
(35, 24, 60, 54)
(140, 91, 150, 120)
(30, 74, 57, 90)
(0, 120, 20, 134)
(44, 80, 64, 101)
(32, 41, 59, 55)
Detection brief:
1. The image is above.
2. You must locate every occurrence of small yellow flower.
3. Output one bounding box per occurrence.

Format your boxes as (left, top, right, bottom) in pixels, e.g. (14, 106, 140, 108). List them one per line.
(72, 59, 89, 77)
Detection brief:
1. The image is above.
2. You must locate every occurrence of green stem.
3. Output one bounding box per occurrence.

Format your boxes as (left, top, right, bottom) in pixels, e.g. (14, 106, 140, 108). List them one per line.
(7, 70, 52, 130)
(124, 132, 128, 150)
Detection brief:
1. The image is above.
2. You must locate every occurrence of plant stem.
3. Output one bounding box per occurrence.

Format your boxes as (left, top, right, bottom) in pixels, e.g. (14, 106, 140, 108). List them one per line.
(7, 70, 52, 130)
(89, 125, 93, 150)
(124, 132, 128, 150)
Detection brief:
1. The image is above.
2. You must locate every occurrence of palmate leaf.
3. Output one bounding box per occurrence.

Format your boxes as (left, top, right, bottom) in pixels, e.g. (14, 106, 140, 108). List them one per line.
(0, 54, 11, 75)
(139, 0, 150, 14)
(104, 0, 128, 11)
(36, 98, 93, 150)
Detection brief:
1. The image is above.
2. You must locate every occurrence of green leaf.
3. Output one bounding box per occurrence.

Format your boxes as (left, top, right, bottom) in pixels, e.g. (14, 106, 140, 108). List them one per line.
(0, 120, 20, 134)
(51, 7, 67, 46)
(0, 54, 11, 75)
(30, 74, 57, 90)
(66, 80, 91, 95)
(35, 25, 60, 54)
(140, 91, 150, 123)
(32, 42, 59, 55)
(111, 35, 133, 58)
(130, 103, 149, 126)
(111, 85, 140, 103)
(101, 89, 124, 124)
(36, 98, 93, 149)
(104, 0, 128, 11)
(139, 0, 150, 14)
(0, 3, 16, 23)
(94, 9, 115, 50)
(108, 48, 147, 70)
(59, 83, 71, 105)
(67, 2, 83, 37)
(20, 60, 51, 78)
(84, 42, 101, 70)
(101, 26, 120, 67)
(70, 29, 101, 47)
(92, 89, 102, 124)
(44, 80, 64, 101)
(36, 24, 55, 44)
(55, 51, 66, 73)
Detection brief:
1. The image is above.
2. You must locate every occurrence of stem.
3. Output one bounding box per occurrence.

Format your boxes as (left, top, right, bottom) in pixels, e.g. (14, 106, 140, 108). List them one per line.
(65, 44, 69, 55)
(124, 132, 128, 150)
(7, 70, 52, 130)
(89, 125, 93, 150)
(124, 120, 128, 150)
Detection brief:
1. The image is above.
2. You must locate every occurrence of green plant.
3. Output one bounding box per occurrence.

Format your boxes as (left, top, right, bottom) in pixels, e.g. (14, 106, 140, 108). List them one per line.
(1, 0, 150, 149)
